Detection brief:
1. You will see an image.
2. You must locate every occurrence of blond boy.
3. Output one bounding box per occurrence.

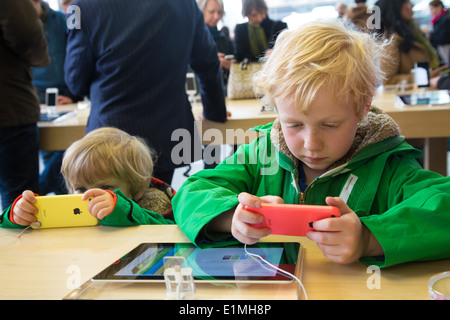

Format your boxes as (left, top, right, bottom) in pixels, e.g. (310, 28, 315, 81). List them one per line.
(173, 20, 450, 267)
(1, 128, 174, 228)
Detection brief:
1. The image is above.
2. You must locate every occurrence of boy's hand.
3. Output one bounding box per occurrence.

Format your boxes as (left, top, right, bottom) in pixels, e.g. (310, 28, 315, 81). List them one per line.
(82, 189, 115, 220)
(12, 190, 38, 226)
(231, 192, 284, 245)
(306, 197, 384, 264)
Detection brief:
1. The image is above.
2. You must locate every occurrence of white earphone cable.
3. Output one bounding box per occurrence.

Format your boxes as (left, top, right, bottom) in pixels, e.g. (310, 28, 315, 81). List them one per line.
(244, 243, 308, 300)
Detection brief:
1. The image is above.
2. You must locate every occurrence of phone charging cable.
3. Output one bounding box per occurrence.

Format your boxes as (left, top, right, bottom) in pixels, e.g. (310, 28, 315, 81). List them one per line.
(244, 243, 308, 300)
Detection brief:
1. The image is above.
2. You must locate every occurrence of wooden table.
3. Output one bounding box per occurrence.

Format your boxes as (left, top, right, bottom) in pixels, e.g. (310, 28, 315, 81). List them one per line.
(373, 89, 450, 175)
(38, 104, 87, 151)
(38, 90, 450, 175)
(0, 225, 448, 300)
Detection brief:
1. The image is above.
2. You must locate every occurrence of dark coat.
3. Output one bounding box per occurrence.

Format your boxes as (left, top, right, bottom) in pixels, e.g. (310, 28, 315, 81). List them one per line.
(234, 16, 287, 62)
(0, 0, 50, 127)
(65, 0, 227, 172)
(430, 10, 450, 47)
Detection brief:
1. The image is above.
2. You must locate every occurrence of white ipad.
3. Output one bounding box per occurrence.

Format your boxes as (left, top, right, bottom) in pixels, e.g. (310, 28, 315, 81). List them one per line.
(92, 242, 303, 283)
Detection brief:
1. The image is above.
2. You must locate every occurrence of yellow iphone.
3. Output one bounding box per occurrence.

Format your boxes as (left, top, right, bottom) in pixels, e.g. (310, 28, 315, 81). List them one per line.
(31, 194, 98, 229)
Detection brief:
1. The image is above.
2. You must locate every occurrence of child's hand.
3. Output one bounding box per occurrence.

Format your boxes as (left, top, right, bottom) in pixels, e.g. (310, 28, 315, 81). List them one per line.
(231, 192, 284, 245)
(82, 189, 115, 220)
(12, 190, 38, 226)
(306, 197, 384, 264)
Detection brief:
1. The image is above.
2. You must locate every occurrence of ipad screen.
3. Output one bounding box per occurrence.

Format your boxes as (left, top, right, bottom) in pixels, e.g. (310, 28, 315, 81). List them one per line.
(92, 242, 301, 283)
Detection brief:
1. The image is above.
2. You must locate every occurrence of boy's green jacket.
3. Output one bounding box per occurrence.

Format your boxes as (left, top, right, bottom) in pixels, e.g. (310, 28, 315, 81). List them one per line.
(173, 107, 450, 268)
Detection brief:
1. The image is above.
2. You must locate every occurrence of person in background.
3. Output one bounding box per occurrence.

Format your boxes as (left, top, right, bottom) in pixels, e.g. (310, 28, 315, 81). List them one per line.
(172, 19, 450, 268)
(0, 127, 175, 228)
(429, 0, 450, 65)
(31, 0, 82, 196)
(60, 0, 74, 13)
(431, 73, 450, 88)
(346, 0, 371, 31)
(197, 0, 234, 88)
(197, 0, 235, 170)
(336, 2, 347, 20)
(0, 0, 49, 211)
(31, 0, 79, 105)
(64, 0, 227, 185)
(374, 0, 446, 85)
(234, 0, 287, 62)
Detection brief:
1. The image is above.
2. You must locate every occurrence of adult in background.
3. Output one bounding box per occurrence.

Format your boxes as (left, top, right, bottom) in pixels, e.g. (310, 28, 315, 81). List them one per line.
(198, 0, 235, 170)
(374, 0, 446, 85)
(60, 0, 74, 13)
(234, 0, 287, 62)
(429, 0, 450, 65)
(197, 0, 234, 89)
(346, 0, 372, 31)
(0, 0, 50, 210)
(32, 0, 79, 105)
(65, 0, 227, 184)
(336, 2, 347, 20)
(32, 0, 81, 196)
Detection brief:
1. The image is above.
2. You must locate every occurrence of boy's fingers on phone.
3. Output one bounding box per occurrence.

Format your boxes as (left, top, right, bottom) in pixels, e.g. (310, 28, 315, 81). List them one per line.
(306, 229, 339, 246)
(96, 207, 112, 220)
(13, 211, 37, 226)
(233, 230, 259, 245)
(21, 190, 37, 203)
(88, 196, 109, 214)
(325, 196, 352, 215)
(232, 222, 270, 245)
(236, 206, 264, 224)
(311, 216, 339, 232)
(82, 188, 105, 200)
(15, 198, 38, 216)
(259, 195, 284, 204)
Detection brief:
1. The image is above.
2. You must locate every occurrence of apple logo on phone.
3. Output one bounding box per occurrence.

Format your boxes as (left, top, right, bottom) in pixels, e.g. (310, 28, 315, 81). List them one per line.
(73, 208, 81, 215)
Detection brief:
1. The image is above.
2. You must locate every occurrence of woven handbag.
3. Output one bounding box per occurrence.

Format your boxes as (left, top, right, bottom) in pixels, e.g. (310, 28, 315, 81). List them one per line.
(227, 59, 262, 99)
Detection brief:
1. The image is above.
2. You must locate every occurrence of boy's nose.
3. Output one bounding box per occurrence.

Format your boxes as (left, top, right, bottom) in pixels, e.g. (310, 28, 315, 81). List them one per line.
(303, 131, 323, 151)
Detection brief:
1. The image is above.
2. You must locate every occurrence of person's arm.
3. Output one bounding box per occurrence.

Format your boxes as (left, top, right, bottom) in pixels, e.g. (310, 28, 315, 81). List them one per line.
(173, 139, 273, 245)
(189, 6, 227, 123)
(83, 189, 173, 226)
(359, 159, 450, 268)
(437, 74, 450, 89)
(0, 191, 38, 229)
(64, 1, 95, 97)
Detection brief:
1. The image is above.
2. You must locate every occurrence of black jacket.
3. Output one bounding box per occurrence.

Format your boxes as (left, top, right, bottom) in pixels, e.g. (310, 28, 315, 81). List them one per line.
(430, 10, 450, 47)
(234, 16, 287, 62)
(0, 0, 49, 127)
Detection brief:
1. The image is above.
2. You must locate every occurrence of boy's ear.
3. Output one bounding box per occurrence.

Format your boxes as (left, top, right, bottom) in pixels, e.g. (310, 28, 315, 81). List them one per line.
(359, 101, 372, 120)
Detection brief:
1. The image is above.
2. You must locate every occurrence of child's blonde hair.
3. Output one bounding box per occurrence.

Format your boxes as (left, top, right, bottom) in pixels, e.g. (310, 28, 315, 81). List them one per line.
(61, 127, 154, 201)
(253, 19, 387, 116)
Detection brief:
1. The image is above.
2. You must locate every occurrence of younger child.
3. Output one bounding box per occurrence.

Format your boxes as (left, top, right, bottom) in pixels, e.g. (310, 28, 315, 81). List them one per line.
(173, 20, 450, 268)
(0, 127, 174, 228)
